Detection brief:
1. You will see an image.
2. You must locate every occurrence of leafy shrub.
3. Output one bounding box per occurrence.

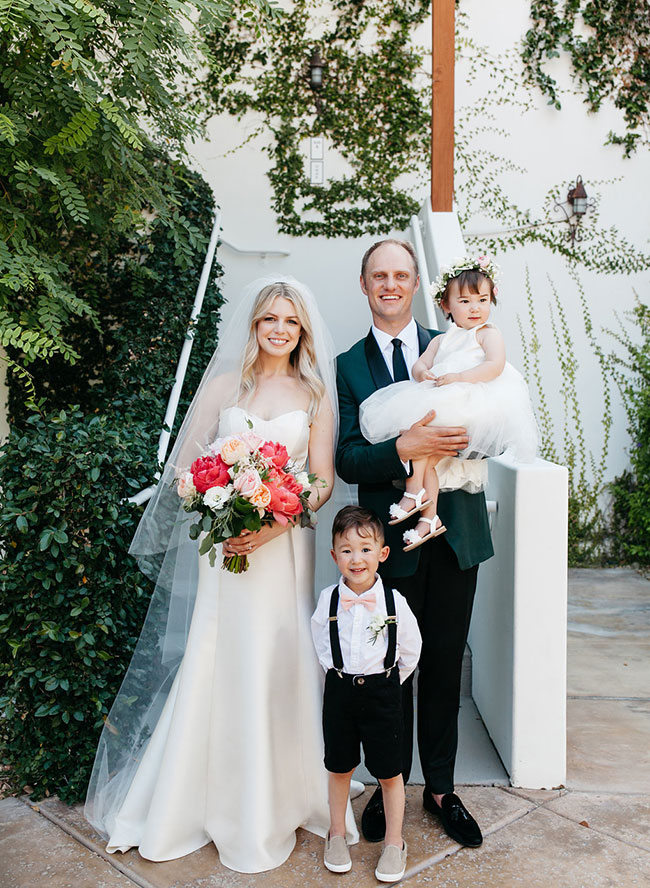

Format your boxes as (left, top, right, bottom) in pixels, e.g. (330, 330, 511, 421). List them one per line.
(607, 299, 650, 567)
(1, 164, 224, 801)
(0, 409, 155, 802)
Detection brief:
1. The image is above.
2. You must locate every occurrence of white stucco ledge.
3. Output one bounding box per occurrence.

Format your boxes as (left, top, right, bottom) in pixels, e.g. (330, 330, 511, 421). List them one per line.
(469, 455, 569, 790)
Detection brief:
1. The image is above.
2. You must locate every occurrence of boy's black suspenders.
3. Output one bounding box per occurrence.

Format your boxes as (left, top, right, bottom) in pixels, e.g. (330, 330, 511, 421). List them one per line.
(328, 584, 397, 677)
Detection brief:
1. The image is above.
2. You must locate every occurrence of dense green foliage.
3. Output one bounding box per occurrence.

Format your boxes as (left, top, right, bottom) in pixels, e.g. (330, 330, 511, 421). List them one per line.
(0, 0, 275, 388)
(523, 1, 650, 155)
(1, 168, 224, 802)
(205, 0, 430, 237)
(607, 300, 650, 566)
(0, 409, 154, 801)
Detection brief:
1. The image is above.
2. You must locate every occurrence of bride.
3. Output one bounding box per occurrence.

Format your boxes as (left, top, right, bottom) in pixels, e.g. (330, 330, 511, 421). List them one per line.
(85, 278, 358, 873)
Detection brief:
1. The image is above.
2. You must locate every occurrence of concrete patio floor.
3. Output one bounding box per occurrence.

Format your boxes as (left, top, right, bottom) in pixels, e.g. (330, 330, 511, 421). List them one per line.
(2, 568, 650, 887)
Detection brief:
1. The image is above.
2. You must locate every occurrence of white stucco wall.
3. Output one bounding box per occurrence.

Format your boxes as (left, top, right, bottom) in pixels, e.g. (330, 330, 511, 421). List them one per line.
(3, 1, 648, 485)
(187, 0, 650, 489)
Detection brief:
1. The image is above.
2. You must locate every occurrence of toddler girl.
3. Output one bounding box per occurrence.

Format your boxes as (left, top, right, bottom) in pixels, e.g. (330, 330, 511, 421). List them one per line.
(359, 256, 538, 551)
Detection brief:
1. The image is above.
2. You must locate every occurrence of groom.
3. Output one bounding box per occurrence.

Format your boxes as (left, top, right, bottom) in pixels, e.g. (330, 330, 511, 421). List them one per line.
(335, 239, 494, 847)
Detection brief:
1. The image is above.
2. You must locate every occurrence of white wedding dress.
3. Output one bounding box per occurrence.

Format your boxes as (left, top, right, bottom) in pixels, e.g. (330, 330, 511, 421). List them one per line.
(101, 407, 358, 872)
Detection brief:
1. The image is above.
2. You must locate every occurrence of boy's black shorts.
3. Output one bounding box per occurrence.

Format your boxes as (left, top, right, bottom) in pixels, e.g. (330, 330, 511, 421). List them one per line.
(322, 667, 403, 780)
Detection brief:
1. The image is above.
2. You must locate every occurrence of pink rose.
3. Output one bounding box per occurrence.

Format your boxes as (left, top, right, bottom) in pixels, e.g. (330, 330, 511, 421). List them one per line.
(177, 471, 197, 498)
(259, 441, 290, 470)
(234, 468, 262, 498)
(477, 255, 490, 269)
(266, 483, 303, 526)
(240, 430, 263, 452)
(191, 455, 231, 493)
(220, 437, 249, 466)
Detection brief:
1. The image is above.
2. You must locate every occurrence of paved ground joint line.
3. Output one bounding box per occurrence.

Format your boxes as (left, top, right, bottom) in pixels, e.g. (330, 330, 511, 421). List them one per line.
(545, 804, 650, 856)
(399, 801, 537, 883)
(19, 797, 157, 888)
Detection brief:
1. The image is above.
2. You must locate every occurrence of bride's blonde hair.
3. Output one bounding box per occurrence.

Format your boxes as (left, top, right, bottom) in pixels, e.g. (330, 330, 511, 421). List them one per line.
(240, 282, 326, 418)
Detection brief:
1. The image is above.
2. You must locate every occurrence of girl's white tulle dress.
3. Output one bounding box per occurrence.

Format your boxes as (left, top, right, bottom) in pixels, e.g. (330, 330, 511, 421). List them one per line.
(359, 322, 539, 493)
(95, 407, 357, 872)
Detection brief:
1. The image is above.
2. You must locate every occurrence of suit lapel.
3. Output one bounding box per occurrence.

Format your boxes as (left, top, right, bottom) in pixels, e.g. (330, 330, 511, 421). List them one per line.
(416, 321, 434, 355)
(364, 331, 394, 391)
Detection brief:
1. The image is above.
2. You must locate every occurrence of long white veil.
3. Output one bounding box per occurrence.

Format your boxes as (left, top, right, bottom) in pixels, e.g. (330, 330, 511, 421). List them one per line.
(84, 276, 340, 838)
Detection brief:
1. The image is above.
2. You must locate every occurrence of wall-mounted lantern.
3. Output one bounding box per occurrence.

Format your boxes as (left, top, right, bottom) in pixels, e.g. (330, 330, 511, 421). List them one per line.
(554, 175, 595, 246)
(306, 49, 325, 113)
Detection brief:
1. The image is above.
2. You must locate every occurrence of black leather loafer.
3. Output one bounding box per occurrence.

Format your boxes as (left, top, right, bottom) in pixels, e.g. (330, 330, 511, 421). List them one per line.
(361, 786, 386, 843)
(423, 790, 483, 847)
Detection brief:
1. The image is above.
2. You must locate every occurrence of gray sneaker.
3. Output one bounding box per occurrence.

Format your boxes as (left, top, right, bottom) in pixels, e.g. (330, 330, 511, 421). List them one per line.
(375, 840, 407, 882)
(324, 833, 352, 873)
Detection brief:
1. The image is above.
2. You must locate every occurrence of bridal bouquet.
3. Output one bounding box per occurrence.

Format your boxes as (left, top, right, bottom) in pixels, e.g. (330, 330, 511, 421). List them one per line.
(176, 429, 322, 573)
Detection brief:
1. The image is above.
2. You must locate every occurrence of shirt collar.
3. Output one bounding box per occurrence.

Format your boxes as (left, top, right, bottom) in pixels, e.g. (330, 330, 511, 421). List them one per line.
(371, 317, 418, 355)
(339, 574, 384, 603)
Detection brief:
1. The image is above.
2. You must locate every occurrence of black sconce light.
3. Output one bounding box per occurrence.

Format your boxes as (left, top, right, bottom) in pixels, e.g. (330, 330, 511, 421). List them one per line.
(554, 175, 595, 246)
(307, 49, 325, 112)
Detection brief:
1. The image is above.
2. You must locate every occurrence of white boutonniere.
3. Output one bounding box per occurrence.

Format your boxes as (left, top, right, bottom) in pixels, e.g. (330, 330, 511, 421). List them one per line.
(368, 614, 397, 645)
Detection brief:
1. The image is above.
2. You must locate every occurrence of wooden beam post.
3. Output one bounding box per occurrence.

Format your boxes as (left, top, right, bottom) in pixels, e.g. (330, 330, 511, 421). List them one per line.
(431, 0, 455, 212)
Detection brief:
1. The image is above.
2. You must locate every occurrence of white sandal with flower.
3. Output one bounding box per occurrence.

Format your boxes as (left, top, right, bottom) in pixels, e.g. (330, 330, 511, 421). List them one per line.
(402, 516, 446, 551)
(388, 488, 433, 526)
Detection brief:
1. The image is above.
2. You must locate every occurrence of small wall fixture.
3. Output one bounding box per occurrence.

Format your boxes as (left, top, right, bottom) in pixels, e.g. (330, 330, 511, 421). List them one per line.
(307, 49, 325, 112)
(554, 175, 594, 246)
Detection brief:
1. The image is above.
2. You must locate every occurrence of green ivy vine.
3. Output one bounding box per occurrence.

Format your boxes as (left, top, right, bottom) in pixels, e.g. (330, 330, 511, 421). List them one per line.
(204, 0, 431, 237)
(522, 1, 650, 155)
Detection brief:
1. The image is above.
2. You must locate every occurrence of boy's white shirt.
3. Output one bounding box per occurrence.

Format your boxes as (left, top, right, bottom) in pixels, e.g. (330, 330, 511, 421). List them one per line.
(311, 575, 422, 683)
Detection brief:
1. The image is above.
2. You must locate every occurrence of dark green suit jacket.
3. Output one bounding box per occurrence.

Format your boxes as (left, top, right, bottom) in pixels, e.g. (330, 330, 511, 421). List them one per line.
(336, 322, 494, 577)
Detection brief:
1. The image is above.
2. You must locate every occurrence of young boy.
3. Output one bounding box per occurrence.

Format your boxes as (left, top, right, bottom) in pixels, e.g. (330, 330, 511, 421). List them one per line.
(311, 506, 422, 882)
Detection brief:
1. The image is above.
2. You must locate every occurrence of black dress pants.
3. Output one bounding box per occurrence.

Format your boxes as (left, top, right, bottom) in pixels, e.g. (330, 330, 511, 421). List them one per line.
(391, 534, 478, 795)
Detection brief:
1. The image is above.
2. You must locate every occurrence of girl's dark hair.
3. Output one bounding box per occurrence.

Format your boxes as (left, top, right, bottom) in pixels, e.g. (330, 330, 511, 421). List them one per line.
(332, 505, 385, 546)
(441, 270, 497, 318)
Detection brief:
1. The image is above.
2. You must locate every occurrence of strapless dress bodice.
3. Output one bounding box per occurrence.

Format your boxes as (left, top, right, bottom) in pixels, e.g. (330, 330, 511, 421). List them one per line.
(218, 406, 310, 469)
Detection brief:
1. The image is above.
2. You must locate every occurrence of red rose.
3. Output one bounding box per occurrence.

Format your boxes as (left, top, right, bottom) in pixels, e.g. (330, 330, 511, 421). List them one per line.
(190, 455, 231, 492)
(260, 441, 290, 470)
(266, 483, 303, 526)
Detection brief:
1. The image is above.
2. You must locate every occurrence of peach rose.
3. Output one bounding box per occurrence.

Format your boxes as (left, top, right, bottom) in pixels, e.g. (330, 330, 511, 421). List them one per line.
(249, 483, 272, 510)
(177, 471, 197, 498)
(220, 437, 249, 465)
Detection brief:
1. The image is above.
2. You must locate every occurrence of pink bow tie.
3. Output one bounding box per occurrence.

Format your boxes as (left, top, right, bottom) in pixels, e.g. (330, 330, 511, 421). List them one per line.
(340, 590, 376, 611)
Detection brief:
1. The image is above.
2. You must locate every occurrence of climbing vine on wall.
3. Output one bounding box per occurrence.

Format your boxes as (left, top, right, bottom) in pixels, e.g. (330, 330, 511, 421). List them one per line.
(204, 0, 431, 237)
(522, 1, 650, 155)
(204, 2, 650, 275)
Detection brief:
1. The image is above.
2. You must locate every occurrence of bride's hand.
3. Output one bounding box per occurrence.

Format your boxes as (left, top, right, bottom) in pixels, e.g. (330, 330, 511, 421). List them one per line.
(223, 522, 288, 557)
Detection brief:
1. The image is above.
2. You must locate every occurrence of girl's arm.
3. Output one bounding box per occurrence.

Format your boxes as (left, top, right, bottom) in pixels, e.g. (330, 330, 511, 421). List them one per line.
(435, 327, 506, 386)
(412, 336, 443, 382)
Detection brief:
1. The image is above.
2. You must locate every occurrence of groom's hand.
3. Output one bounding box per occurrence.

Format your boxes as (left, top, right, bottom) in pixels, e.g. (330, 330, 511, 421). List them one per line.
(396, 410, 469, 462)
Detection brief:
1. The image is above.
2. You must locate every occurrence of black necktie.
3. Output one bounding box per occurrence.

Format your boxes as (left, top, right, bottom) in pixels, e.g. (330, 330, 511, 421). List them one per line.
(391, 338, 409, 382)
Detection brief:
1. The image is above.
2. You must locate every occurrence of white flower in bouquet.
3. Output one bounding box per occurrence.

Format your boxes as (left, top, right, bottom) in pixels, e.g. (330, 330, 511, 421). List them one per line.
(204, 484, 234, 511)
(296, 471, 310, 489)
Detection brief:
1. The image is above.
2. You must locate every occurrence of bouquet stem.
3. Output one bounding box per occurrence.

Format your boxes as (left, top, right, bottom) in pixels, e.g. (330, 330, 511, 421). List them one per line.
(222, 553, 250, 573)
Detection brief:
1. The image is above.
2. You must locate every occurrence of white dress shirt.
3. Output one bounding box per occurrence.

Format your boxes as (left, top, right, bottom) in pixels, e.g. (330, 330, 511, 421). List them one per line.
(371, 317, 419, 380)
(311, 575, 422, 684)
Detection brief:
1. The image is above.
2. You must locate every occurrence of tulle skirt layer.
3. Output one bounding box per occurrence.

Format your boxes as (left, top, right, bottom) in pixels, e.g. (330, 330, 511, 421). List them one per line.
(359, 365, 538, 491)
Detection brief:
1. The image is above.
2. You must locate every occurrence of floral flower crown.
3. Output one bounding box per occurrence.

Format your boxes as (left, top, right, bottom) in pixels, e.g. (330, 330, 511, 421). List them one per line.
(429, 256, 501, 306)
